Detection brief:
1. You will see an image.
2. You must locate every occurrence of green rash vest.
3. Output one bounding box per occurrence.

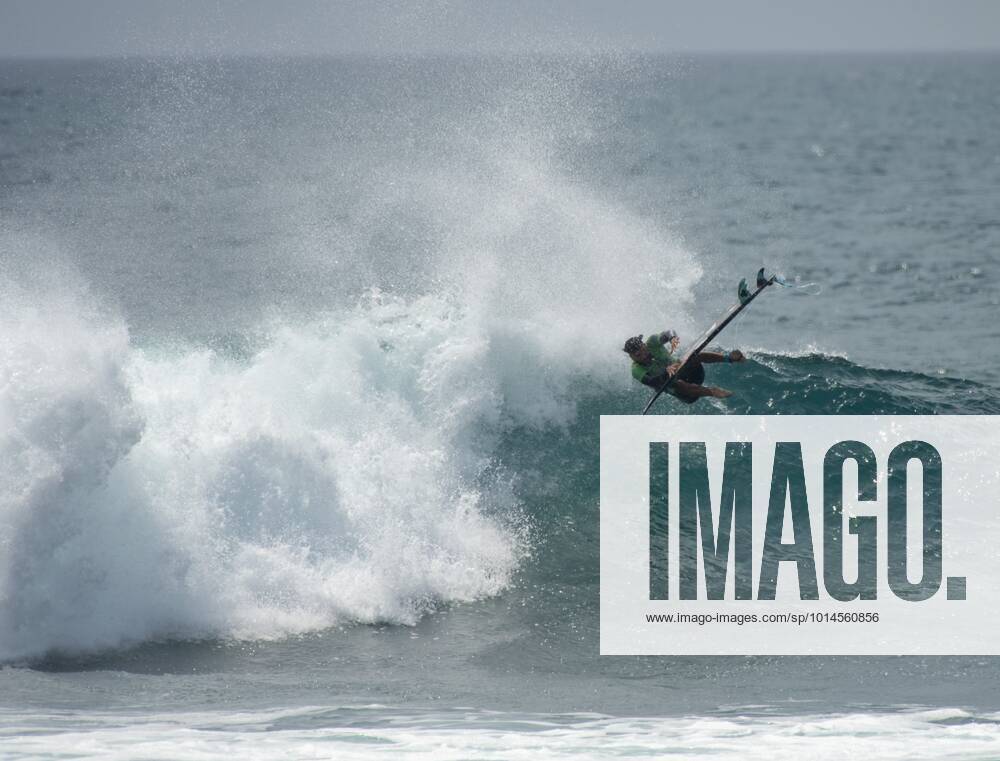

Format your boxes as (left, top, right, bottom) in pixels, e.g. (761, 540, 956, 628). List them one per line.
(631, 332, 675, 386)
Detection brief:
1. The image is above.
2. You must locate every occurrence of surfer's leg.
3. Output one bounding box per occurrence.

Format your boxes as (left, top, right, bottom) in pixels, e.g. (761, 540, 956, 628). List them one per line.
(672, 379, 731, 401)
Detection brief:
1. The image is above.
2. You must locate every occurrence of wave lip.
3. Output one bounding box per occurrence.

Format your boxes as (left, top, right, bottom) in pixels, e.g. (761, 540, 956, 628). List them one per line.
(727, 351, 1000, 415)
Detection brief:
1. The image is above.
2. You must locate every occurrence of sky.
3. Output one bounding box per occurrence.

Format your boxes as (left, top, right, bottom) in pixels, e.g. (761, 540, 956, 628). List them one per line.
(1, 0, 999, 57)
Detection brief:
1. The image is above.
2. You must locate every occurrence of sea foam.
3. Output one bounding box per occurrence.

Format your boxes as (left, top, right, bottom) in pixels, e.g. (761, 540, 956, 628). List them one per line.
(1, 281, 535, 659)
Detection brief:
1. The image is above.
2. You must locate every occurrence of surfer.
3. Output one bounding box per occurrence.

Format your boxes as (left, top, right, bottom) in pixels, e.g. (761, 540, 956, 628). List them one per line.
(624, 330, 745, 404)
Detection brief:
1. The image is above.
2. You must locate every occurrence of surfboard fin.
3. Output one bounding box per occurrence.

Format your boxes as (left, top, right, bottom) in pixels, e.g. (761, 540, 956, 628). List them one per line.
(738, 278, 751, 304)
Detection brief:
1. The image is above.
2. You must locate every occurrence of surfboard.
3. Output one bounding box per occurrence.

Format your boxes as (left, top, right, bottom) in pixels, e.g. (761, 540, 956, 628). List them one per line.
(640, 268, 776, 415)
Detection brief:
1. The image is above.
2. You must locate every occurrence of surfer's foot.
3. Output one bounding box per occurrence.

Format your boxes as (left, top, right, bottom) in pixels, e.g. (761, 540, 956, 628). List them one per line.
(709, 387, 733, 398)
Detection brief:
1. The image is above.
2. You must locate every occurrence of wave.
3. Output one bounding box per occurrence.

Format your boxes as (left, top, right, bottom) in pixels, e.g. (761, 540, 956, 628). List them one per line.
(2, 265, 997, 661)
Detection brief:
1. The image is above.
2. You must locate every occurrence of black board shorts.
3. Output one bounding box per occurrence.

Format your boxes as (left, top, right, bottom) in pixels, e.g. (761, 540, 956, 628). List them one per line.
(676, 361, 705, 385)
(669, 360, 706, 404)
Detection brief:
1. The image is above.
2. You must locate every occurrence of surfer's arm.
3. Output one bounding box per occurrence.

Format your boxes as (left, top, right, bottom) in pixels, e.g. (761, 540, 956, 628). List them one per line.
(696, 350, 745, 363)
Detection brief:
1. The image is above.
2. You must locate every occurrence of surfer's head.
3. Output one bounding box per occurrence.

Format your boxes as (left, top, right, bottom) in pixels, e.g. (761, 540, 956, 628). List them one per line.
(623, 335, 651, 362)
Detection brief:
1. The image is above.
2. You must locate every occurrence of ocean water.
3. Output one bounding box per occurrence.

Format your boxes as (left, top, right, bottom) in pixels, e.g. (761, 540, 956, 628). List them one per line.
(2, 54, 1000, 758)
